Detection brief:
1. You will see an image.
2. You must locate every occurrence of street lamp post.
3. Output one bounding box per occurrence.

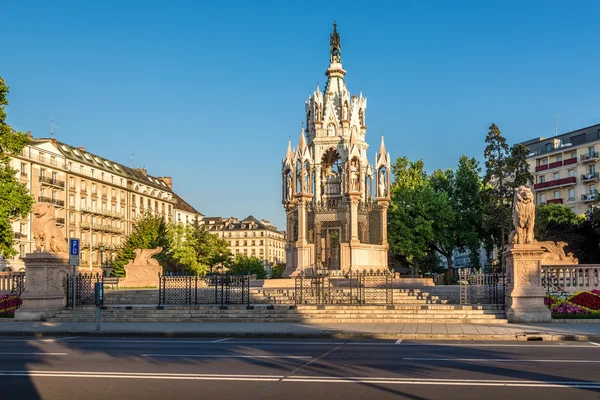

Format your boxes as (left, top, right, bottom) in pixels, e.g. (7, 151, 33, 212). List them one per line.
(99, 244, 105, 272)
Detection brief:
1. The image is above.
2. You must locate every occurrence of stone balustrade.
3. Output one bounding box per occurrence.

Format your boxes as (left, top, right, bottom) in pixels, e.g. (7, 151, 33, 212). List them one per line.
(542, 265, 600, 293)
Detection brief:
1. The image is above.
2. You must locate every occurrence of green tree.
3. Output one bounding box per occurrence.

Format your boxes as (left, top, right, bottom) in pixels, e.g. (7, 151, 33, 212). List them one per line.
(187, 216, 231, 273)
(112, 212, 178, 276)
(388, 157, 436, 273)
(228, 254, 267, 278)
(483, 123, 510, 263)
(535, 204, 584, 240)
(0, 77, 33, 258)
(507, 143, 534, 190)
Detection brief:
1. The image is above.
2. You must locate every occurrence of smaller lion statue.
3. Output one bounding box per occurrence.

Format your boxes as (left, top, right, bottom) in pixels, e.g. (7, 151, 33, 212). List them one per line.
(508, 185, 536, 244)
(32, 202, 68, 253)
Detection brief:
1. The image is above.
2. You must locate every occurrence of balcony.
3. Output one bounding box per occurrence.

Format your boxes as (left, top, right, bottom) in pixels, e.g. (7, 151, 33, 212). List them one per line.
(101, 193, 108, 200)
(68, 185, 77, 192)
(80, 187, 87, 194)
(546, 198, 563, 205)
(13, 232, 27, 240)
(39, 176, 65, 188)
(581, 152, 599, 163)
(533, 176, 577, 191)
(548, 160, 563, 169)
(37, 196, 65, 207)
(535, 164, 549, 172)
(564, 157, 578, 166)
(581, 172, 599, 182)
(20, 172, 28, 178)
(56, 217, 65, 225)
(582, 193, 597, 202)
(80, 222, 124, 234)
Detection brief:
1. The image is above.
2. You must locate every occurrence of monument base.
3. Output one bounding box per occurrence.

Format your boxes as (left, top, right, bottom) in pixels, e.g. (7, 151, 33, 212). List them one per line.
(120, 265, 162, 287)
(504, 244, 552, 324)
(14, 252, 70, 322)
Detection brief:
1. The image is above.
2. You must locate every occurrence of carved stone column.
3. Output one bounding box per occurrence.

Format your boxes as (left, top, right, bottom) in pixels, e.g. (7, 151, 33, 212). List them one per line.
(378, 200, 389, 246)
(315, 165, 322, 204)
(504, 244, 551, 323)
(349, 195, 360, 246)
(14, 253, 71, 321)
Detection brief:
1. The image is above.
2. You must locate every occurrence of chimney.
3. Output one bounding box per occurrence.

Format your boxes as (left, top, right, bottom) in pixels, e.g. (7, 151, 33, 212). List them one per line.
(27, 131, 33, 138)
(77, 146, 86, 151)
(135, 168, 147, 177)
(160, 176, 173, 189)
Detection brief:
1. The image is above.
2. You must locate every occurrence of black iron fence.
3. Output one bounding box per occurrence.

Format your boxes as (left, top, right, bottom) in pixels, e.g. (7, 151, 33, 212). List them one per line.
(294, 270, 393, 305)
(158, 274, 250, 306)
(64, 273, 103, 307)
(458, 268, 505, 305)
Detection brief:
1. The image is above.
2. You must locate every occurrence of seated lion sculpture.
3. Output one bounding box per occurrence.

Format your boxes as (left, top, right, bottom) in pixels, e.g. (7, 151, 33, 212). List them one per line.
(32, 202, 68, 253)
(129, 247, 163, 267)
(508, 185, 536, 244)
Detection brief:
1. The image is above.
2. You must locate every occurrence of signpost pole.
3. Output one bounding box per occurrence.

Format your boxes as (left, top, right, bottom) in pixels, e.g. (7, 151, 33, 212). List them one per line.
(69, 238, 80, 332)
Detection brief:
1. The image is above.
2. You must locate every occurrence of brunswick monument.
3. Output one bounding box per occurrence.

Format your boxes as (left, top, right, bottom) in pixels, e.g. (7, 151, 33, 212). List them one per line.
(282, 23, 391, 276)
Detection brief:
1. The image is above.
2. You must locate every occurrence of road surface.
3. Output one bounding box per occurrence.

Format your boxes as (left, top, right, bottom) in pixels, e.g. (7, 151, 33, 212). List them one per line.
(0, 336, 599, 399)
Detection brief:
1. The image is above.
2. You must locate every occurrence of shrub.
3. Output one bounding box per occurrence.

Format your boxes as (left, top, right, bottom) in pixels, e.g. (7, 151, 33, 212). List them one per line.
(270, 264, 286, 279)
(551, 302, 590, 315)
(0, 294, 22, 316)
(569, 292, 600, 311)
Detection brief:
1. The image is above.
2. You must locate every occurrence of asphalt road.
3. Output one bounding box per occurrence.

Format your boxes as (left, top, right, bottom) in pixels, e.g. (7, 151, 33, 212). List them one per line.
(0, 336, 599, 400)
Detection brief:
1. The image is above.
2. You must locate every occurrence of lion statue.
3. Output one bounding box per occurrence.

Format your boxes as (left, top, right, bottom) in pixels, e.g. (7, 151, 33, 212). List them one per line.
(32, 202, 68, 253)
(508, 185, 536, 244)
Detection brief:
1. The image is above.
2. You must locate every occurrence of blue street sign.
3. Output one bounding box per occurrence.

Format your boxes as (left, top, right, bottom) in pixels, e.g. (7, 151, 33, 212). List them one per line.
(69, 238, 80, 256)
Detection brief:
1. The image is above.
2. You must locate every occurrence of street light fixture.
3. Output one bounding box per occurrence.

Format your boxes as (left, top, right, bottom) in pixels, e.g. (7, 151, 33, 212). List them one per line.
(98, 244, 105, 269)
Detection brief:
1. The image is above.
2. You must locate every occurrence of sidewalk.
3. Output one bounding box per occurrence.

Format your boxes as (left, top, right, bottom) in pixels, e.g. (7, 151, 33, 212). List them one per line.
(0, 321, 599, 341)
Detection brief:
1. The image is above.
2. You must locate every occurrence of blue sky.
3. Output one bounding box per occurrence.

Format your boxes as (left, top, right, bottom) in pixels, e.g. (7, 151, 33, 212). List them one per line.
(3, 0, 600, 228)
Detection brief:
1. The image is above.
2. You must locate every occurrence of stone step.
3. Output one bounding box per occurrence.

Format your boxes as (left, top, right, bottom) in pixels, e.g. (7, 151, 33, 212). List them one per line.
(50, 317, 507, 324)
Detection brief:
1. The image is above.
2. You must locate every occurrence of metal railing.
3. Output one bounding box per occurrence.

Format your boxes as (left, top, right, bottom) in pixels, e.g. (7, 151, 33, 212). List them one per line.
(294, 270, 393, 305)
(64, 273, 102, 307)
(158, 274, 250, 306)
(39, 176, 65, 188)
(581, 172, 599, 181)
(37, 196, 65, 207)
(458, 268, 505, 305)
(580, 152, 599, 162)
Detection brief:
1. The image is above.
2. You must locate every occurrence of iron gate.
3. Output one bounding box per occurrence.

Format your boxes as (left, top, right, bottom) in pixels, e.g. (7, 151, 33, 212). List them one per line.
(458, 268, 505, 305)
(64, 273, 103, 307)
(158, 274, 250, 306)
(294, 270, 393, 305)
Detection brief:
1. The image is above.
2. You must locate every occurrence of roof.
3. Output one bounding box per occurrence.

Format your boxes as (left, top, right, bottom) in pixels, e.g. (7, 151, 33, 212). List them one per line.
(173, 192, 203, 216)
(203, 215, 283, 233)
(32, 138, 173, 193)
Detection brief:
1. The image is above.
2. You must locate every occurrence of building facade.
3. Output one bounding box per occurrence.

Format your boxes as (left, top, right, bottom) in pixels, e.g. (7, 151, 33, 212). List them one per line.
(521, 123, 600, 215)
(1, 137, 197, 271)
(281, 24, 391, 276)
(204, 216, 286, 265)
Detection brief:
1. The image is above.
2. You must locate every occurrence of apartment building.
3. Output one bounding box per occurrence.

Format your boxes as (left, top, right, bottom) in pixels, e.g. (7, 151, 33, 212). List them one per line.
(204, 216, 286, 265)
(521, 123, 600, 215)
(2, 137, 200, 271)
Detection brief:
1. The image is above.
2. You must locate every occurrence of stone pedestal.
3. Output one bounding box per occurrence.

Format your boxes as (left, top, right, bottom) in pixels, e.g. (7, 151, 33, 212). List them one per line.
(14, 253, 70, 321)
(504, 244, 551, 323)
(120, 263, 162, 287)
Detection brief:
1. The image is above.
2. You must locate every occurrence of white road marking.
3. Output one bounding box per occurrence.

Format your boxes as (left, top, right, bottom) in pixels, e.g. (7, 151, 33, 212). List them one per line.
(403, 357, 600, 363)
(210, 338, 232, 343)
(141, 354, 312, 359)
(588, 341, 600, 347)
(0, 352, 67, 356)
(0, 371, 598, 388)
(395, 339, 403, 345)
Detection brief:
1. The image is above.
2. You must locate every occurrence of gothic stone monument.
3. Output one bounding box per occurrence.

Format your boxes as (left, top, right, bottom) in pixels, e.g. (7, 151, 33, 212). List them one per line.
(120, 247, 163, 287)
(282, 23, 391, 277)
(15, 202, 70, 321)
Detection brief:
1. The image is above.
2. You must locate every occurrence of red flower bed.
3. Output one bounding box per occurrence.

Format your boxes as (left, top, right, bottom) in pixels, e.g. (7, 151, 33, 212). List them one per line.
(569, 292, 600, 311)
(0, 294, 22, 316)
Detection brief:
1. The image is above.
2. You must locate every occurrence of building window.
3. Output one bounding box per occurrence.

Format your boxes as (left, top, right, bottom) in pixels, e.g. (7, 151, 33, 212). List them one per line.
(590, 185, 596, 194)
(545, 143, 552, 152)
(20, 163, 26, 176)
(556, 155, 562, 162)
(571, 151, 577, 159)
(235, 241, 239, 246)
(69, 195, 75, 207)
(92, 183, 96, 194)
(540, 193, 546, 204)
(589, 146, 596, 156)
(553, 172, 559, 180)
(69, 177, 74, 188)
(553, 191, 560, 199)
(568, 169, 575, 177)
(568, 188, 575, 200)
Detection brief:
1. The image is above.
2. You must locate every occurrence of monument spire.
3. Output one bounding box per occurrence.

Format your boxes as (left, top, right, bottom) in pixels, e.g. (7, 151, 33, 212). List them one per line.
(330, 21, 341, 64)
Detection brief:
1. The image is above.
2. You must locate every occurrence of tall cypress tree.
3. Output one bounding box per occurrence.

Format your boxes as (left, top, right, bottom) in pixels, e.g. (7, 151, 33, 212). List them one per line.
(483, 123, 510, 264)
(0, 77, 34, 258)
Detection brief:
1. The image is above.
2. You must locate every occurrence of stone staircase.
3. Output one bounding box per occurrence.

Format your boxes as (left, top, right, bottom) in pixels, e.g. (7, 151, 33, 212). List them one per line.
(50, 286, 506, 324)
(49, 303, 506, 324)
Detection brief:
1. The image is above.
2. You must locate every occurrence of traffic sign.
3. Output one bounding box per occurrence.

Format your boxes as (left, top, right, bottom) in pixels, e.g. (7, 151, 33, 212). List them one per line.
(69, 238, 80, 267)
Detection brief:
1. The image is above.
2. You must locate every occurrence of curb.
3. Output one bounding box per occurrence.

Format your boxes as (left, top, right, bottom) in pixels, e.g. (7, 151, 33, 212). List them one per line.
(1, 330, 599, 341)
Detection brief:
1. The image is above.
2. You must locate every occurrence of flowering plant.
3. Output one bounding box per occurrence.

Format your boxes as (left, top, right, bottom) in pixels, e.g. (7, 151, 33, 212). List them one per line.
(551, 302, 590, 315)
(569, 292, 600, 311)
(0, 294, 22, 316)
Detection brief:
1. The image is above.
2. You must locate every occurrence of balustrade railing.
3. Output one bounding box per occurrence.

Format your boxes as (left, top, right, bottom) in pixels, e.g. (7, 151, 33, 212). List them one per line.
(541, 265, 600, 293)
